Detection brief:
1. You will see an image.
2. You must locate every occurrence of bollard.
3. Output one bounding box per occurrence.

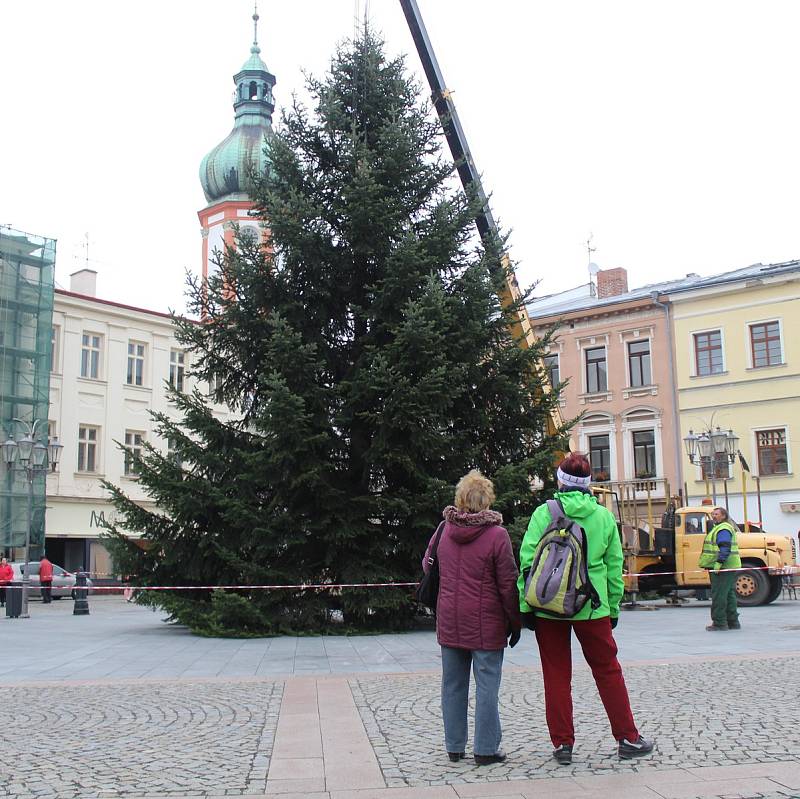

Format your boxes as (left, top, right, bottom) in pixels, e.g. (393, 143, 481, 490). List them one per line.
(73, 571, 90, 616)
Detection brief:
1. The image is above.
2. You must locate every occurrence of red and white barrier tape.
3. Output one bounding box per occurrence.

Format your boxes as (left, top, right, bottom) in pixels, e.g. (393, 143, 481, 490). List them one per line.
(58, 563, 798, 593)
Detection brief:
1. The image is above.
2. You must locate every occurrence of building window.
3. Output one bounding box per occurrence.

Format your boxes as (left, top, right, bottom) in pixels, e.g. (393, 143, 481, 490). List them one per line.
(126, 341, 145, 386)
(628, 340, 651, 387)
(50, 326, 59, 373)
(749, 321, 782, 368)
(78, 426, 99, 473)
(756, 429, 789, 475)
(693, 330, 723, 376)
(585, 347, 607, 393)
(632, 429, 656, 478)
(543, 354, 560, 387)
(588, 434, 611, 481)
(124, 430, 144, 476)
(80, 333, 101, 379)
(701, 458, 731, 481)
(167, 437, 183, 468)
(169, 349, 185, 392)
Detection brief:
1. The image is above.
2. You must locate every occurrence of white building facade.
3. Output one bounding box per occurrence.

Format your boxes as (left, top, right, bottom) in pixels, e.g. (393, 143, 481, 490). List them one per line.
(45, 269, 230, 577)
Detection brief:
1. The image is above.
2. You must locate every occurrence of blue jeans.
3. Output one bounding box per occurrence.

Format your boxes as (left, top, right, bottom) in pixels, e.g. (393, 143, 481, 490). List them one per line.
(440, 646, 504, 756)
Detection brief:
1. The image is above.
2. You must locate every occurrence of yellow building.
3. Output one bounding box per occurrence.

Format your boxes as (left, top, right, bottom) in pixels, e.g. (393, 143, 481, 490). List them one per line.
(665, 260, 800, 533)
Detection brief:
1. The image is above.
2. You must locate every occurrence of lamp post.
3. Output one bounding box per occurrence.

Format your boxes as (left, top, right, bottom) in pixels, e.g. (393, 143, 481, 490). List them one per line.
(683, 426, 739, 505)
(1, 419, 63, 618)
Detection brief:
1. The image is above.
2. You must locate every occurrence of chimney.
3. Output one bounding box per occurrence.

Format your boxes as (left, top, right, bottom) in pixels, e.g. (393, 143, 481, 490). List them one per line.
(596, 267, 628, 299)
(70, 268, 97, 297)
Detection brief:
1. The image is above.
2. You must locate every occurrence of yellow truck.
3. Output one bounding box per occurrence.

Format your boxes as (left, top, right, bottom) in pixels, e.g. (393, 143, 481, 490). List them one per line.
(594, 488, 797, 605)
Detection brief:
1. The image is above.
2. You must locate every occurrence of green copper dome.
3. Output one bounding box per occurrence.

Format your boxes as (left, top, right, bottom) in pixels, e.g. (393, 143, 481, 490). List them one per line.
(199, 10, 276, 204)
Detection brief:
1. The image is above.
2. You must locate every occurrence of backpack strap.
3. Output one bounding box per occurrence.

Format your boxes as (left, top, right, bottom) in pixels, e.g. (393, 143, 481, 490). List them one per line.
(546, 499, 566, 524)
(426, 521, 446, 566)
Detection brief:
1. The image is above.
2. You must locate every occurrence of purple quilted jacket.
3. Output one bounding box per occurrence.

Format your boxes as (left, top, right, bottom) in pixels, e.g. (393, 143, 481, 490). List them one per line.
(423, 506, 521, 651)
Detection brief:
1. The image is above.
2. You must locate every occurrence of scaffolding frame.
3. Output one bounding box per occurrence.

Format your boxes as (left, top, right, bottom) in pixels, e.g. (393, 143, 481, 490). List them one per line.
(0, 226, 56, 555)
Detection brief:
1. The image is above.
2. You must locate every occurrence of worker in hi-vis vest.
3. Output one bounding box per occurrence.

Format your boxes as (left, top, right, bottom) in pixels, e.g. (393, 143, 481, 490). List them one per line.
(698, 507, 741, 631)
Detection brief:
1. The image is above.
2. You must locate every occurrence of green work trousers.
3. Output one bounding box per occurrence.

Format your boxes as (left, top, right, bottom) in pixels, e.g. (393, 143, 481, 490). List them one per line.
(710, 571, 739, 628)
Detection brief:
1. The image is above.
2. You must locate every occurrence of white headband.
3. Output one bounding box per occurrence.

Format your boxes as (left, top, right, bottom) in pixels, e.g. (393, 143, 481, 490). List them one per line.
(556, 467, 592, 488)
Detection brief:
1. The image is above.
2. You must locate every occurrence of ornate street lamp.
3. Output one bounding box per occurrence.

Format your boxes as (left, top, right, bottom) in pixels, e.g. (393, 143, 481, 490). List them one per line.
(682, 425, 739, 505)
(2, 419, 62, 618)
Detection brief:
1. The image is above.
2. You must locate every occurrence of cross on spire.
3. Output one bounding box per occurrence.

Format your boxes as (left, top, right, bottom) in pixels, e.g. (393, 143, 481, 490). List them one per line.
(252, 2, 260, 54)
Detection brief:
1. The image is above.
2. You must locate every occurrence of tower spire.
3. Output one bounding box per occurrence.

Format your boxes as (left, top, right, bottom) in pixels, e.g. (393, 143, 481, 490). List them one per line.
(252, 2, 260, 54)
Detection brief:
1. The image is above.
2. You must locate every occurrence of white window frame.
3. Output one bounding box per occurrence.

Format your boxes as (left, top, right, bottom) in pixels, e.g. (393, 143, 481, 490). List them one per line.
(543, 352, 560, 388)
(169, 349, 185, 392)
(621, 408, 664, 481)
(583, 345, 608, 394)
(80, 332, 103, 380)
(77, 425, 100, 473)
(124, 430, 145, 476)
(689, 326, 726, 378)
(50, 325, 60, 373)
(166, 436, 183, 469)
(578, 413, 616, 482)
(751, 424, 791, 477)
(626, 337, 653, 389)
(126, 340, 146, 387)
(746, 317, 784, 369)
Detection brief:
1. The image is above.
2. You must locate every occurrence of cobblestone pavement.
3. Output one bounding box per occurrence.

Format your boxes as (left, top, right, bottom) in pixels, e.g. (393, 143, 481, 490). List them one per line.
(0, 681, 282, 799)
(351, 656, 800, 789)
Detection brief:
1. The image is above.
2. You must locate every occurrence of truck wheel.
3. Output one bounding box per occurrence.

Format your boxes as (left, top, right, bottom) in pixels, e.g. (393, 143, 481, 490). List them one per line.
(735, 567, 770, 606)
(765, 577, 783, 604)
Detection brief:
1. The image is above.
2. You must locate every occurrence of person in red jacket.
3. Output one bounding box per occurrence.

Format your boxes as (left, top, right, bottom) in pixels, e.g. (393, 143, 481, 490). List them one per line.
(39, 555, 54, 603)
(0, 557, 13, 607)
(422, 469, 521, 766)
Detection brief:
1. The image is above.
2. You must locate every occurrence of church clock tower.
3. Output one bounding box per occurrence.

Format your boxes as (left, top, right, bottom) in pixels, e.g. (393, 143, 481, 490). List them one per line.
(198, 7, 276, 282)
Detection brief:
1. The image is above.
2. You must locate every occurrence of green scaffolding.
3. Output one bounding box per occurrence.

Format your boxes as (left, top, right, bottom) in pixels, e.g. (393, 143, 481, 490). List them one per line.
(0, 227, 55, 555)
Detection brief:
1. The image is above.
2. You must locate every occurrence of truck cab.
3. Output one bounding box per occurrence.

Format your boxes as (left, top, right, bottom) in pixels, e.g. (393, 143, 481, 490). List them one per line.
(592, 487, 797, 605)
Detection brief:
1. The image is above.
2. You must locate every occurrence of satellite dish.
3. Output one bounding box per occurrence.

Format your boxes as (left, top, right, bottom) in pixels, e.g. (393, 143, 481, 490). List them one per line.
(588, 262, 600, 276)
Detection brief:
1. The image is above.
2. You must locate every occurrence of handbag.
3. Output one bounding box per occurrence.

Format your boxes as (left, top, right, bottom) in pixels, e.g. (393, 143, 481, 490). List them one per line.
(416, 521, 445, 610)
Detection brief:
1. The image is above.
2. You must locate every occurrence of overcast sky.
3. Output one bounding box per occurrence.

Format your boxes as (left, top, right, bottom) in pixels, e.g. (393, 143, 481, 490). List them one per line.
(2, 1, 799, 314)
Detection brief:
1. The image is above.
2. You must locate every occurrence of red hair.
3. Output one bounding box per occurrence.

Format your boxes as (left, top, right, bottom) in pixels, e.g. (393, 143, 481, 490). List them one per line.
(558, 452, 592, 478)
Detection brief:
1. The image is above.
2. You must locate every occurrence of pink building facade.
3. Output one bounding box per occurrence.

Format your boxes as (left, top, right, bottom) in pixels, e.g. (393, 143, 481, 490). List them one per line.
(530, 269, 682, 505)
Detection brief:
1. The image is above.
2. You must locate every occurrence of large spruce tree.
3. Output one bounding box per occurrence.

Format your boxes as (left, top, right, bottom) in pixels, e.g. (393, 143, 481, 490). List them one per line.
(102, 30, 568, 636)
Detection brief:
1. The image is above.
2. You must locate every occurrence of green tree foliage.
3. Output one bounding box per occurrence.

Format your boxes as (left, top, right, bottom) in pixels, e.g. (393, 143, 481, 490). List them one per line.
(102, 30, 569, 636)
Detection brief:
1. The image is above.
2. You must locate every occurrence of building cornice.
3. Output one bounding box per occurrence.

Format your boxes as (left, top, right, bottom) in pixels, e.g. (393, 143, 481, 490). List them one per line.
(54, 289, 198, 327)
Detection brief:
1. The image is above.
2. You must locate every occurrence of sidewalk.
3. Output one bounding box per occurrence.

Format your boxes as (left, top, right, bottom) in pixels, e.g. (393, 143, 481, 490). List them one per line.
(2, 595, 800, 680)
(265, 673, 800, 798)
(1, 597, 799, 799)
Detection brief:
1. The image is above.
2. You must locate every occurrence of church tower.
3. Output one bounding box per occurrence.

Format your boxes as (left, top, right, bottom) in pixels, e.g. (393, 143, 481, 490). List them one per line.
(198, 7, 276, 282)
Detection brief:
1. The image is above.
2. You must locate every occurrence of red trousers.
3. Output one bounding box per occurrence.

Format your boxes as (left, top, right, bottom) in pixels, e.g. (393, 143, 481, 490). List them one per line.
(534, 617, 639, 746)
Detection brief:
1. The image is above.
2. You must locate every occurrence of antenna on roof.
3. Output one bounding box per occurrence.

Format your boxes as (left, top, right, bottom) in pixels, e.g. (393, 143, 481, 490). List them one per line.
(585, 233, 599, 293)
(585, 232, 596, 262)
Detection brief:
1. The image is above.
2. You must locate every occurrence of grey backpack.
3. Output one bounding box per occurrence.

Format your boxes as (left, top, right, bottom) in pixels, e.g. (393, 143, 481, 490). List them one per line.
(523, 499, 601, 617)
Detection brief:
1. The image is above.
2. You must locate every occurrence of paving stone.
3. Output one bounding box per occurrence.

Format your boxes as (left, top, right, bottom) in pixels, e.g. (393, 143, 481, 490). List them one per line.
(350, 657, 800, 789)
(0, 680, 282, 798)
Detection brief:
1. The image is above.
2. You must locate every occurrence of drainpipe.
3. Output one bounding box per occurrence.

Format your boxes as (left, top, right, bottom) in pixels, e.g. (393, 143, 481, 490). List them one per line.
(650, 291, 683, 501)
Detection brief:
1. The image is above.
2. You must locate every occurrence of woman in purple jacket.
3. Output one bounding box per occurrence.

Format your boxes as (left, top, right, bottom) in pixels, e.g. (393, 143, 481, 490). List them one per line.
(423, 469, 521, 765)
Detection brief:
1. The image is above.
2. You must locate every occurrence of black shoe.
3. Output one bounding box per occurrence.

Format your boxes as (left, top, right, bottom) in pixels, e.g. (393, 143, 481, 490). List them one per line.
(447, 751, 465, 762)
(553, 744, 573, 765)
(474, 749, 506, 765)
(728, 622, 741, 629)
(618, 736, 654, 759)
(706, 624, 728, 631)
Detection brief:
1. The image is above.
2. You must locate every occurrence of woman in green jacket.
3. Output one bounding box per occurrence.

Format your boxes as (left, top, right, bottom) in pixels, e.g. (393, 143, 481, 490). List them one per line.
(517, 452, 653, 765)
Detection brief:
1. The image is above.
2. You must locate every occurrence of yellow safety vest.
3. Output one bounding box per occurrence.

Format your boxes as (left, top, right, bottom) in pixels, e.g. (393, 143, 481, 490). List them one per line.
(698, 521, 741, 569)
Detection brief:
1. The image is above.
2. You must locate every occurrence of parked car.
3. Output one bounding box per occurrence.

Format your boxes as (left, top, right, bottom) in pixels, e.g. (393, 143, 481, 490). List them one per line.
(8, 562, 93, 599)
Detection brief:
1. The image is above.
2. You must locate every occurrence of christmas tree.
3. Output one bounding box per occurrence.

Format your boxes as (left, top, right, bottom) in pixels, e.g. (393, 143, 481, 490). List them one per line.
(102, 30, 568, 636)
